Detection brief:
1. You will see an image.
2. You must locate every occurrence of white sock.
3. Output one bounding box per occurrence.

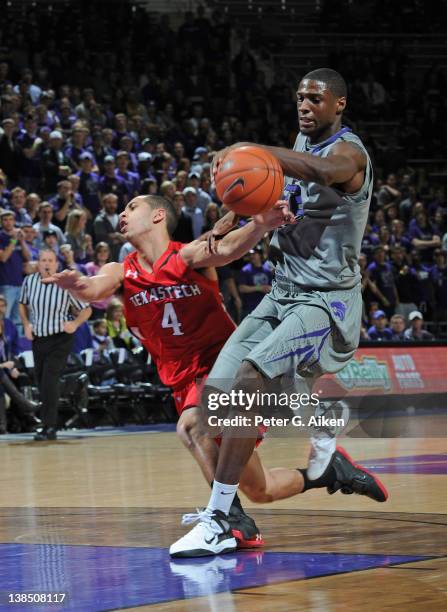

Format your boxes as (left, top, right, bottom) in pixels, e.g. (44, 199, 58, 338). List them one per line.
(206, 480, 239, 516)
(307, 435, 336, 480)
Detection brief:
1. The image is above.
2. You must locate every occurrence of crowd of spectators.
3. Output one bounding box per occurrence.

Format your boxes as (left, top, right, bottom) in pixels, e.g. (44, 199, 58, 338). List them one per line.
(0, 1, 445, 373)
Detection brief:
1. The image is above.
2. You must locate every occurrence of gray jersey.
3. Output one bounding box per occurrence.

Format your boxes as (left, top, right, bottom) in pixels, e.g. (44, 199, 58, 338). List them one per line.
(270, 128, 373, 290)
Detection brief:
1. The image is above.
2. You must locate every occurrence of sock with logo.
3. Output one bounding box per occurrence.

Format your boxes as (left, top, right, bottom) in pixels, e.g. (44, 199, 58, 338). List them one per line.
(210, 481, 244, 514)
(206, 480, 239, 516)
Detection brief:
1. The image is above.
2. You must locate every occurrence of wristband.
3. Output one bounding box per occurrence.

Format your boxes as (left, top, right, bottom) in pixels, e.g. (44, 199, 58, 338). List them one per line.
(10, 239, 17, 246)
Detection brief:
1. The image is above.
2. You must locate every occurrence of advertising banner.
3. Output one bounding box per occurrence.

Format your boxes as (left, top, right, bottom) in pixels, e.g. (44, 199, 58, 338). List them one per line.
(318, 346, 447, 398)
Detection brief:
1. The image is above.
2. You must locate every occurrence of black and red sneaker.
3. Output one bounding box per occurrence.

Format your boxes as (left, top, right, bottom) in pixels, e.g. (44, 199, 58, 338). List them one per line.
(228, 506, 264, 549)
(327, 446, 389, 502)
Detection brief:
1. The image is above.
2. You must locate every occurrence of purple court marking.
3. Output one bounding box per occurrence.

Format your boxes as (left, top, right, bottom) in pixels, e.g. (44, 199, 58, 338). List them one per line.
(363, 453, 447, 475)
(365, 454, 447, 464)
(0, 544, 431, 611)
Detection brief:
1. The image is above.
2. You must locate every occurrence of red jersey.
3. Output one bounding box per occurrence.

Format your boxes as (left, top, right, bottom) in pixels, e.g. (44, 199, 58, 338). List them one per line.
(122, 241, 236, 389)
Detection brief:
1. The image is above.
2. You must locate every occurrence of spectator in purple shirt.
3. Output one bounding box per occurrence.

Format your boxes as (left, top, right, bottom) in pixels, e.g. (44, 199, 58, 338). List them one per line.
(64, 126, 89, 171)
(238, 247, 272, 319)
(115, 150, 140, 198)
(87, 131, 113, 174)
(409, 210, 441, 263)
(367, 310, 393, 341)
(8, 187, 33, 226)
(0, 211, 31, 323)
(361, 224, 380, 258)
(77, 152, 101, 216)
(367, 246, 399, 317)
(99, 156, 128, 211)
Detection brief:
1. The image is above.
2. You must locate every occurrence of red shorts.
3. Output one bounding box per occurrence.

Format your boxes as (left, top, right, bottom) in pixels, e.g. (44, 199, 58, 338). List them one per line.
(173, 378, 266, 447)
(173, 378, 207, 415)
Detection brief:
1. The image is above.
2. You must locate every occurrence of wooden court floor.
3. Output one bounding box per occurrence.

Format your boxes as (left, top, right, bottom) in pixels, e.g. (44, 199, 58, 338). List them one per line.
(0, 430, 446, 611)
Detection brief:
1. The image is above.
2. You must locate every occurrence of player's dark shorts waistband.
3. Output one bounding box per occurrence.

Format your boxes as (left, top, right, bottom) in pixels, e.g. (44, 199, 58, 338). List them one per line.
(273, 272, 339, 294)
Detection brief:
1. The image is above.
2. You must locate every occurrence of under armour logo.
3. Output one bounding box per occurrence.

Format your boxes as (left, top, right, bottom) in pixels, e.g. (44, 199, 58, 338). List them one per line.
(125, 269, 138, 278)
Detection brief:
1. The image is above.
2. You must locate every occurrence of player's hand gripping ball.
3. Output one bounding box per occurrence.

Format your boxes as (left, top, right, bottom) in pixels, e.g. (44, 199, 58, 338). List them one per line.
(214, 145, 284, 216)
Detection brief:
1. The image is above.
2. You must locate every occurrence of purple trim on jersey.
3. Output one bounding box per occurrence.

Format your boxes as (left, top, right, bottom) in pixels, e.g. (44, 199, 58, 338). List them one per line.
(309, 126, 352, 154)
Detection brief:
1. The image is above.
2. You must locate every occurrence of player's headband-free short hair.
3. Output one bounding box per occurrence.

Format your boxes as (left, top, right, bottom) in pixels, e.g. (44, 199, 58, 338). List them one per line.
(302, 68, 347, 98)
(142, 195, 178, 237)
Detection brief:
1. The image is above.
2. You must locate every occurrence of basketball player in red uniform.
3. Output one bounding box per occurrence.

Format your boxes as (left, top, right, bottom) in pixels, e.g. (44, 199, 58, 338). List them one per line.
(46, 194, 386, 548)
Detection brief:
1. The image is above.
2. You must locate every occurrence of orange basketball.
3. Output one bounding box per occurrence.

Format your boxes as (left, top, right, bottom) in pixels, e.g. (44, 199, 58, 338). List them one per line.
(215, 145, 284, 216)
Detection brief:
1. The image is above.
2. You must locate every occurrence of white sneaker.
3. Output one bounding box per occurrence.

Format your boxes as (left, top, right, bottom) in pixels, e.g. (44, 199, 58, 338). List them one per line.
(307, 401, 350, 480)
(307, 430, 336, 480)
(169, 509, 237, 558)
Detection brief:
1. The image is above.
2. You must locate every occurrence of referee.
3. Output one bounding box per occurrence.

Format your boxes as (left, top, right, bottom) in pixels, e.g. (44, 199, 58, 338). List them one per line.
(19, 248, 91, 440)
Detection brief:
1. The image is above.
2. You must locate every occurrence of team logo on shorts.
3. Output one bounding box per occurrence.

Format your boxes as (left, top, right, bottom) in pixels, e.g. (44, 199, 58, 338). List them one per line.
(330, 301, 347, 321)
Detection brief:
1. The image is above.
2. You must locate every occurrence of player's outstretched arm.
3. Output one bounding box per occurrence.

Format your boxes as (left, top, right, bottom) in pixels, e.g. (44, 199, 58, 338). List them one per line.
(42, 262, 124, 301)
(213, 141, 366, 189)
(180, 202, 295, 269)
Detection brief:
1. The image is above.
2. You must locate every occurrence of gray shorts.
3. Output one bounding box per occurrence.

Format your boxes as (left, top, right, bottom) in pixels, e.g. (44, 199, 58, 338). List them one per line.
(209, 280, 362, 389)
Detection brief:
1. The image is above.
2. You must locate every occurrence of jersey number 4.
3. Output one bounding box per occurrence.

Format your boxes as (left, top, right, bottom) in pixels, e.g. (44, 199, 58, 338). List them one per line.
(161, 302, 184, 336)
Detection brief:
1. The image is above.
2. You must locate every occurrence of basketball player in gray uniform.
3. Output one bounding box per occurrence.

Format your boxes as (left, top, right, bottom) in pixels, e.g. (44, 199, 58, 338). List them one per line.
(170, 68, 388, 558)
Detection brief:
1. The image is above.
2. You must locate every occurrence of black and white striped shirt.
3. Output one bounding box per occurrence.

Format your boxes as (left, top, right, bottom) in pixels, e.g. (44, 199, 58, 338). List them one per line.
(19, 273, 89, 337)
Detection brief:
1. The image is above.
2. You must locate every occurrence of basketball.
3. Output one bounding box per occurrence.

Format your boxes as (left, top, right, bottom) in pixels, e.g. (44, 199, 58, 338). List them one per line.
(214, 145, 284, 216)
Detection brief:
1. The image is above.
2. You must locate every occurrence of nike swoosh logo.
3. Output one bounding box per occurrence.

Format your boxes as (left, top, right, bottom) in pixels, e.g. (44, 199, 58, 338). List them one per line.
(205, 535, 216, 544)
(224, 176, 245, 197)
(220, 491, 234, 495)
